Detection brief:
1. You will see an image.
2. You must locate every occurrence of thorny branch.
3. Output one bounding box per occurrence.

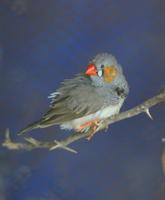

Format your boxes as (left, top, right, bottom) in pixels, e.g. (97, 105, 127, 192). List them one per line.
(2, 90, 165, 153)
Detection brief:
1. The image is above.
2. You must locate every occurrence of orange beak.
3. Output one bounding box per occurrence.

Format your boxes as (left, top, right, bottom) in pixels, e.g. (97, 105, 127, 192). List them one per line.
(85, 64, 97, 76)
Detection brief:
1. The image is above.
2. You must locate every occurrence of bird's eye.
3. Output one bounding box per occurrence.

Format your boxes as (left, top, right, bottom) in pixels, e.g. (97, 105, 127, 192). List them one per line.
(97, 69, 103, 77)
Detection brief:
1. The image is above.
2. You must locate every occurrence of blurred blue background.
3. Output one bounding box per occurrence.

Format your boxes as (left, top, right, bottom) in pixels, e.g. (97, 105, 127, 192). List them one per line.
(1, 0, 165, 199)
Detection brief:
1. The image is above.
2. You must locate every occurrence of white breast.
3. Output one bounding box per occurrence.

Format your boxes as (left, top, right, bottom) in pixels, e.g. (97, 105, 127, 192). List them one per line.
(60, 100, 124, 130)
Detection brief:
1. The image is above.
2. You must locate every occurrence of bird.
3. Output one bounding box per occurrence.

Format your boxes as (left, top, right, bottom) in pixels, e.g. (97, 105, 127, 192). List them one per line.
(18, 53, 129, 140)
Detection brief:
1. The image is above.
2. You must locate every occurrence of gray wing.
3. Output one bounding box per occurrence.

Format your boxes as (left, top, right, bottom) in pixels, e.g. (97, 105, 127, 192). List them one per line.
(40, 74, 106, 126)
(17, 74, 120, 135)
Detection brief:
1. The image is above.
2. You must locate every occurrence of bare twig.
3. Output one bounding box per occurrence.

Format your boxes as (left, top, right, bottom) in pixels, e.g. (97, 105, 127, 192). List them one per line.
(2, 129, 78, 153)
(2, 90, 165, 153)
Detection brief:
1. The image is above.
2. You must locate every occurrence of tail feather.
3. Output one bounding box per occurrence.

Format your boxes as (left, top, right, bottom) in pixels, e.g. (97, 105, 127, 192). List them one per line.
(17, 120, 41, 135)
(17, 116, 60, 135)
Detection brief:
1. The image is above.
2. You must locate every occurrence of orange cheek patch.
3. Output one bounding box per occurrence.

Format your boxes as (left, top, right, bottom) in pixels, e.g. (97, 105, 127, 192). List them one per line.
(104, 66, 118, 82)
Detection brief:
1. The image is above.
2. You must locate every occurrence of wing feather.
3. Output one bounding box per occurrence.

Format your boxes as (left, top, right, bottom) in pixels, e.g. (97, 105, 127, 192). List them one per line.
(39, 74, 104, 126)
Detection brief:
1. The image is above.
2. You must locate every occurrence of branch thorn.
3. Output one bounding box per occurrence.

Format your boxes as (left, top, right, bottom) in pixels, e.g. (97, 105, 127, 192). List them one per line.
(50, 140, 77, 154)
(145, 108, 153, 120)
(5, 128, 11, 142)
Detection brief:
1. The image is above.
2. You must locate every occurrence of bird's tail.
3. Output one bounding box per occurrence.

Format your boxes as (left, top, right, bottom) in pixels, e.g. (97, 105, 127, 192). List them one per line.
(17, 120, 41, 135)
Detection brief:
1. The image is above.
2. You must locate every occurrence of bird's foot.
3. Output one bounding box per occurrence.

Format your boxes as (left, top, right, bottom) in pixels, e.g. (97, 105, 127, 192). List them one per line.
(86, 123, 99, 140)
(77, 119, 100, 140)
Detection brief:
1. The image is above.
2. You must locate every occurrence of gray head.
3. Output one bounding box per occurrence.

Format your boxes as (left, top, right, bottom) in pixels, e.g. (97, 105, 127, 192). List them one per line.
(85, 53, 129, 98)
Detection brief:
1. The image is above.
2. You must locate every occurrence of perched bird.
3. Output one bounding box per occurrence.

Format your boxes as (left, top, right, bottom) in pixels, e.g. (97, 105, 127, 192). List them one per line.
(18, 53, 129, 139)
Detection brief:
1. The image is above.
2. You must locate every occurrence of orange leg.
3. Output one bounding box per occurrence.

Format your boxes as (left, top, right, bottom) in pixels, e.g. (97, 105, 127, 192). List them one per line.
(76, 119, 100, 140)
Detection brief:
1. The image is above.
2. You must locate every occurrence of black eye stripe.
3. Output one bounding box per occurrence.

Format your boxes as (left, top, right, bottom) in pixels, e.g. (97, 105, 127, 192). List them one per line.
(102, 68, 104, 75)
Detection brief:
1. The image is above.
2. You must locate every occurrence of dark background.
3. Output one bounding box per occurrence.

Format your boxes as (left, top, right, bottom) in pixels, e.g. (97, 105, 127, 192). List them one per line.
(1, 0, 165, 200)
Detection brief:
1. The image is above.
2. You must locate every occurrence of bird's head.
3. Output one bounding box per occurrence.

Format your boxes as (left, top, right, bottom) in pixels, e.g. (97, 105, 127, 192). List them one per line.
(85, 53, 129, 98)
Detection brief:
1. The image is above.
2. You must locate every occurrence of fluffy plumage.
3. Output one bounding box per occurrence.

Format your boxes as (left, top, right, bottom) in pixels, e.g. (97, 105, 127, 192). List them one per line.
(18, 53, 129, 135)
